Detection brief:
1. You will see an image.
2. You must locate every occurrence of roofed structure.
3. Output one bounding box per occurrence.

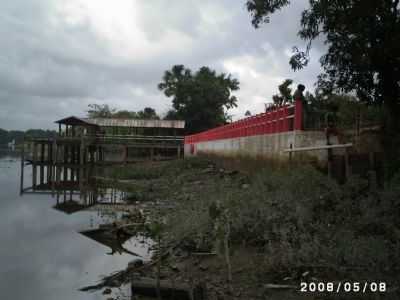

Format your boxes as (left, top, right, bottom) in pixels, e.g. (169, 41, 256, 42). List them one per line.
(55, 116, 185, 129)
(88, 118, 185, 129)
(54, 116, 98, 127)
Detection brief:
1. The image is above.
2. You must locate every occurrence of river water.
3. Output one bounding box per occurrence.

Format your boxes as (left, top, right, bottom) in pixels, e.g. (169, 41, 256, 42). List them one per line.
(0, 155, 147, 299)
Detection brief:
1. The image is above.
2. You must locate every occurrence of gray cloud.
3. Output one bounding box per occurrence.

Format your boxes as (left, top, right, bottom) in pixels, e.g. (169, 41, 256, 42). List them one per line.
(0, 0, 322, 130)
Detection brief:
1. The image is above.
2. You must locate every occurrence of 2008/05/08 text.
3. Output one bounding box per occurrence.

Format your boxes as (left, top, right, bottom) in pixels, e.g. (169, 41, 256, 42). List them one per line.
(300, 282, 387, 293)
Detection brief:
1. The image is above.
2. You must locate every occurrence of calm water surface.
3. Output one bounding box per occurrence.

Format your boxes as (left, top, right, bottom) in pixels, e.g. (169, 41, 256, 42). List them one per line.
(0, 156, 146, 299)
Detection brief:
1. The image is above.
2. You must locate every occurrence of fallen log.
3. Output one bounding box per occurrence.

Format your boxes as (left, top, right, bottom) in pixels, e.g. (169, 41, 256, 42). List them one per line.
(131, 277, 206, 300)
(191, 252, 217, 256)
(264, 283, 298, 289)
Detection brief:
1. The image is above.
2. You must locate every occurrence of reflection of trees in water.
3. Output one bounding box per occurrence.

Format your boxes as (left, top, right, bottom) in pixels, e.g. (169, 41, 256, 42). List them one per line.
(19, 160, 154, 297)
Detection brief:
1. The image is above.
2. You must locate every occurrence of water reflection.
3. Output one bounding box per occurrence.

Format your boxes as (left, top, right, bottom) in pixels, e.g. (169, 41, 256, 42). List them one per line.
(0, 154, 150, 300)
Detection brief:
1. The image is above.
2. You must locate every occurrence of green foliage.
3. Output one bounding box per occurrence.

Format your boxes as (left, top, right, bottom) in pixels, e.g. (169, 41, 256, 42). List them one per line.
(156, 159, 400, 277)
(0, 128, 57, 145)
(158, 65, 240, 134)
(246, 0, 400, 176)
(87, 104, 160, 120)
(111, 165, 165, 180)
(110, 158, 210, 182)
(305, 92, 384, 129)
(136, 107, 160, 120)
(87, 104, 116, 118)
(246, 0, 290, 28)
(163, 109, 180, 120)
(247, 1, 400, 105)
(272, 79, 294, 105)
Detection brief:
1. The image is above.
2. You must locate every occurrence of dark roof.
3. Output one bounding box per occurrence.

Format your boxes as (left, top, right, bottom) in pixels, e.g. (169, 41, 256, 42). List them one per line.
(54, 116, 98, 127)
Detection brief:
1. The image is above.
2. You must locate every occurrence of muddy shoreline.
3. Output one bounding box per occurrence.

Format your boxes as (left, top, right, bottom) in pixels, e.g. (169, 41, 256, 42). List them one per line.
(85, 158, 400, 300)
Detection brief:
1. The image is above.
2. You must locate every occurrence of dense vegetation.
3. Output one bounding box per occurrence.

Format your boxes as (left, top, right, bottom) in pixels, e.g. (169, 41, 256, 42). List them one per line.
(246, 0, 400, 178)
(108, 158, 400, 297)
(87, 104, 160, 120)
(158, 65, 239, 134)
(0, 128, 57, 145)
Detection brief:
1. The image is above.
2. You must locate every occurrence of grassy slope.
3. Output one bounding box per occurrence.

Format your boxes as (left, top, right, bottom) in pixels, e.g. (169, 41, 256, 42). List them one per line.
(109, 157, 400, 299)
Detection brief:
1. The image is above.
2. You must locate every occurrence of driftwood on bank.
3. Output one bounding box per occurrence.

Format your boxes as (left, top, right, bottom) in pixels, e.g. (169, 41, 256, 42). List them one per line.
(191, 252, 217, 256)
(131, 276, 206, 300)
(264, 283, 298, 289)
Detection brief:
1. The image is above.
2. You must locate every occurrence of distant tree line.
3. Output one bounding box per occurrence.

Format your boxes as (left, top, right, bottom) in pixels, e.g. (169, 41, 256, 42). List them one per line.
(87, 104, 160, 120)
(0, 129, 57, 145)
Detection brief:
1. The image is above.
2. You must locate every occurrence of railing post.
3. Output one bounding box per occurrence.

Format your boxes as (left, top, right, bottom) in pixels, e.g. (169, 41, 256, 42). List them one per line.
(294, 99, 303, 130)
(283, 106, 289, 132)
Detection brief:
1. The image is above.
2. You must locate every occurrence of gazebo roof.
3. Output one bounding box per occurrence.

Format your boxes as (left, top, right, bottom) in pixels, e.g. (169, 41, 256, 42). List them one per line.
(54, 116, 98, 127)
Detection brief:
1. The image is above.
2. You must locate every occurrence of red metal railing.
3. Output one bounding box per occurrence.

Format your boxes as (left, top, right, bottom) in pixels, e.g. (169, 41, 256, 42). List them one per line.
(185, 101, 303, 144)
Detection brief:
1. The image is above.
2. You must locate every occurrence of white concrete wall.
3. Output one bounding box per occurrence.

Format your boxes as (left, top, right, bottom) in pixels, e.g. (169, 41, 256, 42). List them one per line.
(185, 130, 332, 162)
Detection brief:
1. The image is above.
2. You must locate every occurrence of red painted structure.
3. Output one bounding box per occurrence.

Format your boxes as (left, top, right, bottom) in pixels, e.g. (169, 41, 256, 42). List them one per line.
(185, 100, 303, 145)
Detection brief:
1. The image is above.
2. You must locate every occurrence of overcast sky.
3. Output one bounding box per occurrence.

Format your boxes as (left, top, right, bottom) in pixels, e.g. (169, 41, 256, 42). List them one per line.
(0, 0, 323, 130)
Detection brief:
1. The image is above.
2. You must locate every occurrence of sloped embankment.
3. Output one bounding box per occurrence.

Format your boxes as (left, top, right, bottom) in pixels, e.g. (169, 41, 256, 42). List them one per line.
(108, 158, 400, 300)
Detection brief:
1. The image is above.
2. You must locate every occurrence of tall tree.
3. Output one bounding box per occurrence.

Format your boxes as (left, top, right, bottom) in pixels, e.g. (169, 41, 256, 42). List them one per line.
(272, 79, 293, 105)
(246, 0, 400, 178)
(158, 65, 239, 133)
(87, 104, 116, 118)
(137, 107, 160, 120)
(163, 109, 180, 120)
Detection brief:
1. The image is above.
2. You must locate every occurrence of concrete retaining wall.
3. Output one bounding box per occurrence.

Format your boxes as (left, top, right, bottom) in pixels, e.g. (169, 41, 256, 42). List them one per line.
(184, 130, 336, 163)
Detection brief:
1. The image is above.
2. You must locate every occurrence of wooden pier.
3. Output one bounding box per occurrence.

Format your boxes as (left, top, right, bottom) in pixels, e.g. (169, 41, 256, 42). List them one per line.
(20, 116, 185, 205)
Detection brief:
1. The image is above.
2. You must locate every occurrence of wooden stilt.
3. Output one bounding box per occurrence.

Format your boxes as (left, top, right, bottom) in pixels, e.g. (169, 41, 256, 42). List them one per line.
(32, 143, 37, 189)
(20, 139, 25, 195)
(40, 144, 45, 186)
(51, 141, 57, 196)
(63, 145, 68, 183)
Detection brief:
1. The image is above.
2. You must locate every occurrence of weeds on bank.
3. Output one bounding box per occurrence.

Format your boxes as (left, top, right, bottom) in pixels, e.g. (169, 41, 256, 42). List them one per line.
(163, 161, 400, 281)
(110, 157, 400, 282)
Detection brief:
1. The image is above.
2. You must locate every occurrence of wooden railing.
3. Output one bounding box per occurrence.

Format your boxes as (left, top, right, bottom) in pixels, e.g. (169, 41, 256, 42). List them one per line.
(185, 102, 302, 144)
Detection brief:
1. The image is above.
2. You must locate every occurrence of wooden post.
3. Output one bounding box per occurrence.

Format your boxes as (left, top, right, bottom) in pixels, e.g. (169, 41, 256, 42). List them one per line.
(40, 143, 45, 186)
(79, 140, 85, 193)
(32, 142, 37, 189)
(124, 146, 128, 163)
(20, 139, 25, 195)
(63, 145, 68, 183)
(51, 141, 57, 196)
(150, 148, 154, 160)
(368, 152, 377, 190)
(47, 143, 52, 185)
(177, 145, 181, 158)
(344, 150, 351, 180)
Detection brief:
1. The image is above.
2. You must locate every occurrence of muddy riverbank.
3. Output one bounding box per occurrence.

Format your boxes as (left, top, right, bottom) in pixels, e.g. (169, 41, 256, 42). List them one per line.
(96, 157, 400, 300)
